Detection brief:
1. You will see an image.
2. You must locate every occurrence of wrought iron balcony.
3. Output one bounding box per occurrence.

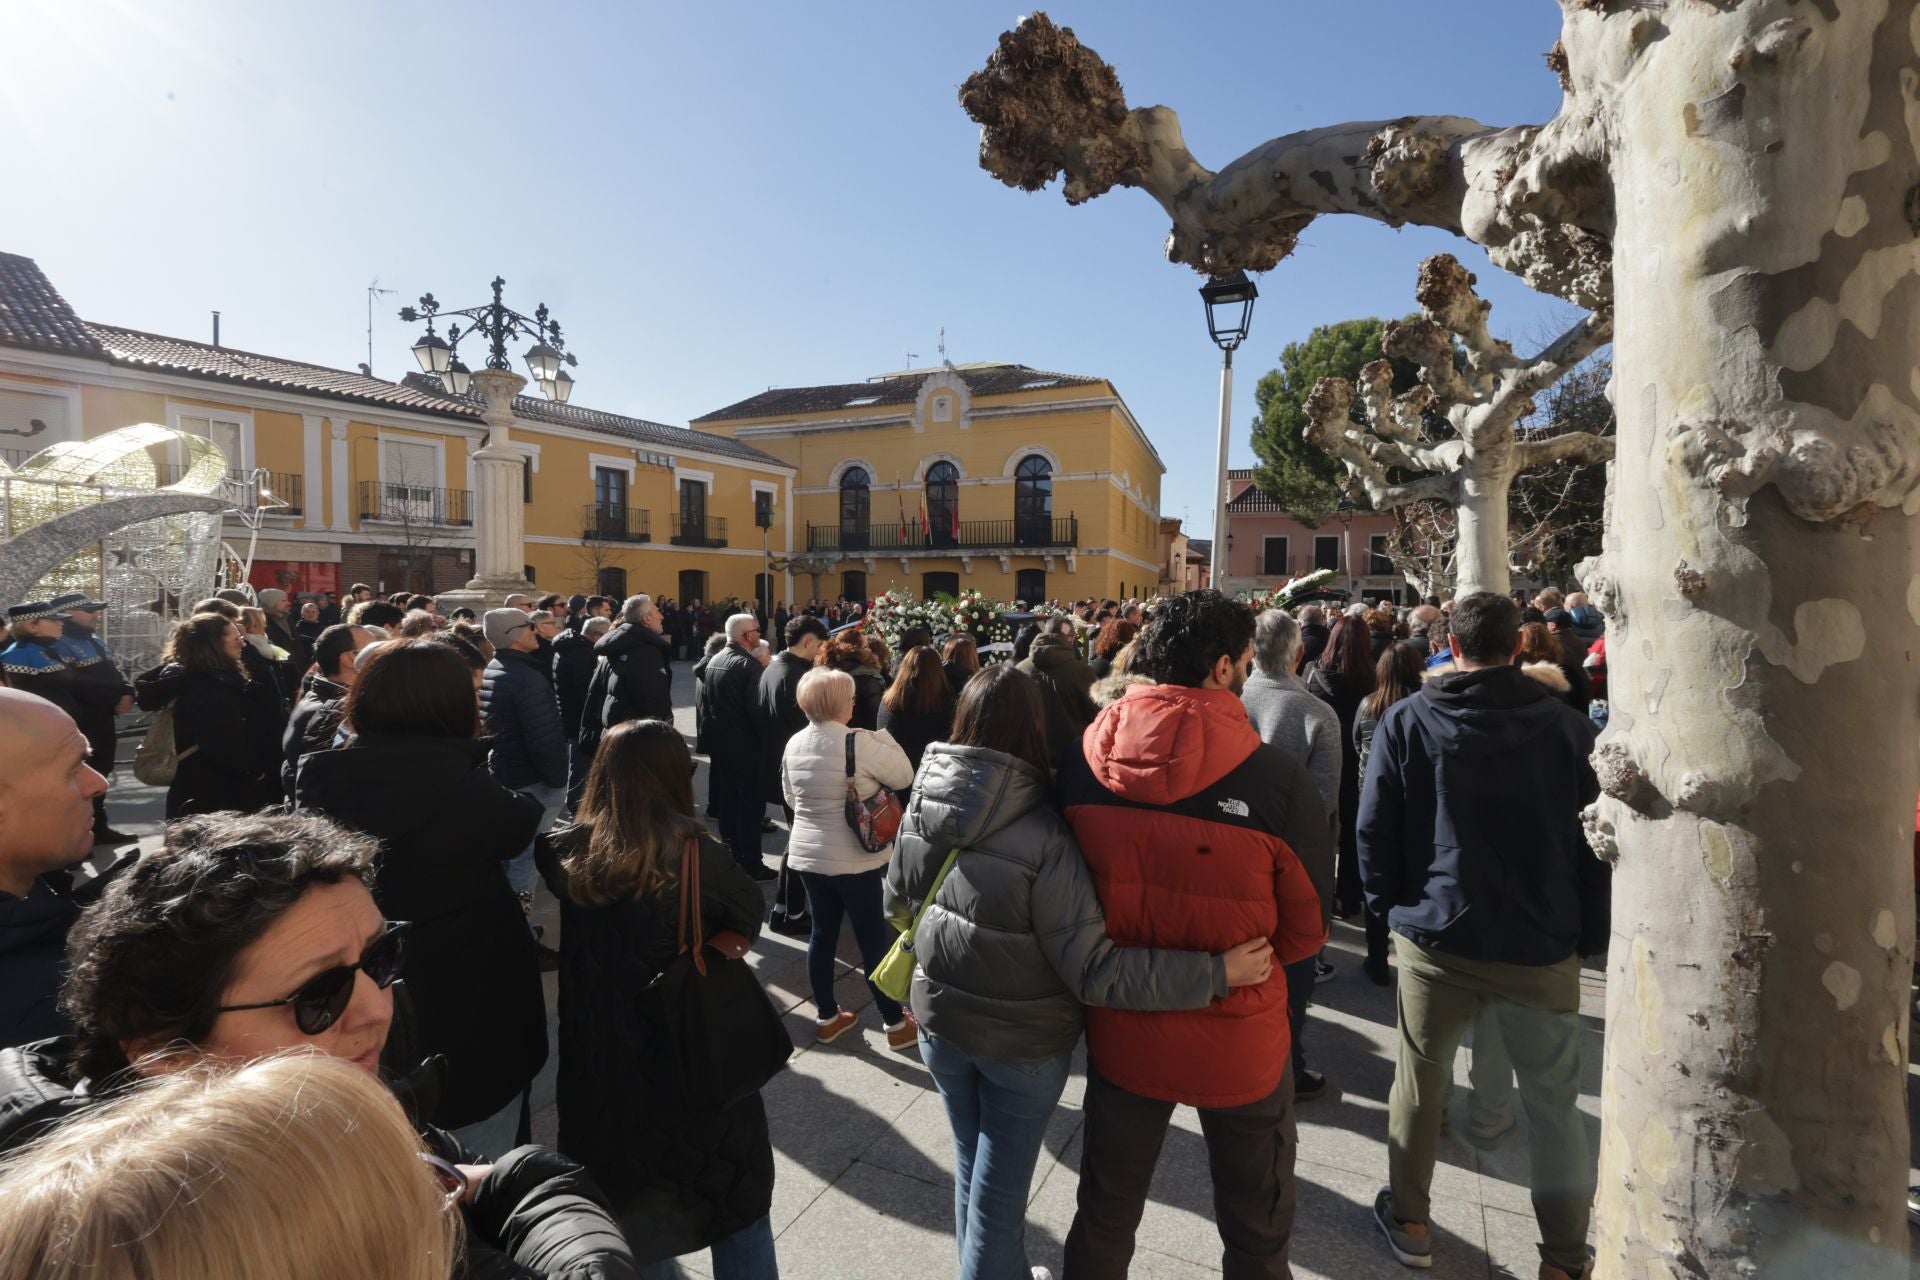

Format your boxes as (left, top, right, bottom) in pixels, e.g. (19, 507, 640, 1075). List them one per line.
(583, 504, 651, 542)
(670, 512, 728, 547)
(806, 515, 1078, 554)
(357, 481, 472, 527)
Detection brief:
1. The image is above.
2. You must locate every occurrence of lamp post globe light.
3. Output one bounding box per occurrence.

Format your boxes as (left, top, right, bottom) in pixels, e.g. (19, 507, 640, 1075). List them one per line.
(399, 277, 582, 606)
(1199, 271, 1257, 594)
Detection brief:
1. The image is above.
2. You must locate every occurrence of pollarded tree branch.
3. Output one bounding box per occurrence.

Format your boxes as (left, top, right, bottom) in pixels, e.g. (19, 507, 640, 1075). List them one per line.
(1493, 308, 1615, 422)
(959, 11, 1616, 305)
(1513, 429, 1615, 470)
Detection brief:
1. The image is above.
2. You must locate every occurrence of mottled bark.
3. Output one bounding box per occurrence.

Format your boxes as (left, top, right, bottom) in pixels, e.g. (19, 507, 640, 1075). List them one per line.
(965, 5, 1920, 1274)
(1302, 254, 1612, 596)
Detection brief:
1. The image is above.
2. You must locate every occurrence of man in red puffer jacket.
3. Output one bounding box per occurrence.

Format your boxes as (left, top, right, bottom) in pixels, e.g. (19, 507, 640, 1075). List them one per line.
(1057, 590, 1333, 1279)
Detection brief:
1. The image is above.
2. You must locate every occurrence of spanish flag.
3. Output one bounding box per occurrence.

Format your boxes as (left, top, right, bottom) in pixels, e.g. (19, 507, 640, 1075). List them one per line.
(896, 475, 909, 544)
(918, 491, 930, 538)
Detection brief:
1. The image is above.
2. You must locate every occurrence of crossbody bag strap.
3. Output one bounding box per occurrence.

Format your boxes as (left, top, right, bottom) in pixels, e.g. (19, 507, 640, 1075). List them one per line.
(684, 836, 708, 976)
(844, 728, 858, 779)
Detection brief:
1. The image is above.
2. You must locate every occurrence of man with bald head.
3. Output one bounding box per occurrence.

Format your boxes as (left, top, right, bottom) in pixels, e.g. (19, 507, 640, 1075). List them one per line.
(0, 690, 111, 1048)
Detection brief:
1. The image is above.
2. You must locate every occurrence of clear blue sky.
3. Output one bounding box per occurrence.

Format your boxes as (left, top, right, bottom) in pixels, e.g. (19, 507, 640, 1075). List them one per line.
(5, 0, 1570, 538)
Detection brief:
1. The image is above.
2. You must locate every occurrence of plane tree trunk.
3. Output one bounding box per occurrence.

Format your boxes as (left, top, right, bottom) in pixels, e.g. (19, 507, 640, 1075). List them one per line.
(963, 4, 1920, 1273)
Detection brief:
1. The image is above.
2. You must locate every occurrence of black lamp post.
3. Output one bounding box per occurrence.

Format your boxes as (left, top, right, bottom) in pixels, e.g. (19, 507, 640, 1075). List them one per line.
(400, 276, 579, 403)
(1200, 271, 1258, 591)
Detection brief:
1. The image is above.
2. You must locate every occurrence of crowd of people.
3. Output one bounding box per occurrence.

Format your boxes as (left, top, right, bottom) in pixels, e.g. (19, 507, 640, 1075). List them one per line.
(0, 573, 1610, 1280)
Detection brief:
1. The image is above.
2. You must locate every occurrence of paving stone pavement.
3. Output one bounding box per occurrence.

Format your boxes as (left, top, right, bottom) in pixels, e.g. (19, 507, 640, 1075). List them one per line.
(93, 658, 1920, 1277)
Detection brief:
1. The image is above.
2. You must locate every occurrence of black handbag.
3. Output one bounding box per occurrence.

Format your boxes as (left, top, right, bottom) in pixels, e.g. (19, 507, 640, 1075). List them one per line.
(642, 837, 793, 1111)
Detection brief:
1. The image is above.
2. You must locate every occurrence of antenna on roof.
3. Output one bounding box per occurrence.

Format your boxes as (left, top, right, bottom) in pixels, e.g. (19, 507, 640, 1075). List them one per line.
(211, 311, 221, 348)
(366, 277, 397, 375)
(906, 351, 919, 367)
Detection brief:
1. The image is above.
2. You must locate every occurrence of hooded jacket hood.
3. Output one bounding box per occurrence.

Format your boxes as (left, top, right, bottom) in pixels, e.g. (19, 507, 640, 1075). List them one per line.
(1412, 665, 1565, 759)
(909, 743, 1051, 852)
(1519, 661, 1571, 694)
(1081, 683, 1259, 806)
(1025, 633, 1079, 671)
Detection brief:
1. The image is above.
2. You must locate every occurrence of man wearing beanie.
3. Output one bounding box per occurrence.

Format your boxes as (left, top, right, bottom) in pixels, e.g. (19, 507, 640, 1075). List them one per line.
(256, 588, 306, 673)
(479, 609, 569, 928)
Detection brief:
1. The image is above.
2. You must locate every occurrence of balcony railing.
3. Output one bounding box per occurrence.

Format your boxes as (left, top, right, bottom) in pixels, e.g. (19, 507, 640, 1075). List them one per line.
(807, 515, 1078, 554)
(357, 481, 472, 527)
(583, 504, 651, 542)
(670, 512, 728, 547)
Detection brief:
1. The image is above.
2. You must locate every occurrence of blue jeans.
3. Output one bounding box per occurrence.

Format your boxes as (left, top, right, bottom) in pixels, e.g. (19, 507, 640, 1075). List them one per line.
(709, 764, 765, 875)
(919, 1030, 1072, 1280)
(796, 867, 903, 1025)
(506, 782, 568, 900)
(636, 1214, 779, 1280)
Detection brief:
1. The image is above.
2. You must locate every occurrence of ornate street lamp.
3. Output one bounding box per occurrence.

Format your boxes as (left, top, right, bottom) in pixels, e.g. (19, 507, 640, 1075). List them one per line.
(399, 276, 579, 401)
(1200, 271, 1258, 592)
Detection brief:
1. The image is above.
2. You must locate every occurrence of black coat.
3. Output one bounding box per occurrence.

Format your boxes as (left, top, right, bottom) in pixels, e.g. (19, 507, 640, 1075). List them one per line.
(701, 644, 763, 773)
(538, 833, 774, 1261)
(280, 676, 348, 795)
(756, 650, 811, 796)
(943, 658, 977, 701)
(551, 629, 599, 740)
(57, 621, 131, 761)
(167, 666, 284, 818)
(829, 657, 886, 732)
(295, 734, 547, 1127)
(1296, 622, 1330, 674)
(597, 623, 674, 728)
(1017, 637, 1097, 767)
(0, 1039, 638, 1280)
(481, 649, 568, 790)
(878, 699, 955, 777)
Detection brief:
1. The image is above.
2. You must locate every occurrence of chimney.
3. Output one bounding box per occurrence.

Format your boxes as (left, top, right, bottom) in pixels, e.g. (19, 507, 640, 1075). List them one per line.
(211, 311, 221, 348)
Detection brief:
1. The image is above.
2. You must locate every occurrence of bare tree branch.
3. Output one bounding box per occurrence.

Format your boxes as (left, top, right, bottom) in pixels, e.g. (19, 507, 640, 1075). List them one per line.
(1513, 429, 1615, 470)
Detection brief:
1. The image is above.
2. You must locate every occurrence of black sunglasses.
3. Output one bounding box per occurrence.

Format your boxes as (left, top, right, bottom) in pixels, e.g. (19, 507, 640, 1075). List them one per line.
(215, 921, 410, 1035)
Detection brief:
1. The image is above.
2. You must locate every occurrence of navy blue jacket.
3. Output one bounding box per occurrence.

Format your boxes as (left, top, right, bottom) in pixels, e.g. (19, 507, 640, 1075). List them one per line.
(481, 648, 568, 790)
(1356, 665, 1605, 966)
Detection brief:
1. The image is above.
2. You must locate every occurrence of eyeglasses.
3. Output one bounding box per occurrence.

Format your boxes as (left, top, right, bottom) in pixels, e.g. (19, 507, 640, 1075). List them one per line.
(417, 1151, 468, 1209)
(214, 921, 410, 1035)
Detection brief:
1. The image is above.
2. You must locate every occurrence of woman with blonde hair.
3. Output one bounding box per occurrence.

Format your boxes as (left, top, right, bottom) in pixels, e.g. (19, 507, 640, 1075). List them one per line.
(783, 666, 916, 1049)
(0, 1051, 461, 1280)
(540, 718, 778, 1276)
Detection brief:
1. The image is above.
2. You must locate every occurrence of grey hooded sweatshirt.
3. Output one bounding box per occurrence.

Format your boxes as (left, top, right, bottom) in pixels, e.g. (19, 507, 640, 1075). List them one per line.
(885, 742, 1227, 1062)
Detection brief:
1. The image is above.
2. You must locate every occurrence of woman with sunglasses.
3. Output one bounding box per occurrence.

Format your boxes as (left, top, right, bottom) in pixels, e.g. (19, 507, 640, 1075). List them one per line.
(0, 808, 638, 1280)
(0, 1052, 462, 1280)
(294, 639, 549, 1160)
(540, 719, 779, 1279)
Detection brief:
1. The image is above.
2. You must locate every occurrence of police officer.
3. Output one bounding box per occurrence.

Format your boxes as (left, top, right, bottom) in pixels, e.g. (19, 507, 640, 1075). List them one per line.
(0, 602, 83, 723)
(50, 593, 135, 843)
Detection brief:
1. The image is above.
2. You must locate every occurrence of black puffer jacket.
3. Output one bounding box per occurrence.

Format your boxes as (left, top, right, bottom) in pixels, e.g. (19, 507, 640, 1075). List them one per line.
(877, 698, 954, 776)
(481, 649, 568, 790)
(884, 744, 1223, 1062)
(756, 650, 811, 796)
(295, 735, 547, 1127)
(827, 656, 886, 732)
(595, 623, 673, 728)
(538, 834, 775, 1261)
(281, 675, 348, 795)
(0, 1039, 639, 1280)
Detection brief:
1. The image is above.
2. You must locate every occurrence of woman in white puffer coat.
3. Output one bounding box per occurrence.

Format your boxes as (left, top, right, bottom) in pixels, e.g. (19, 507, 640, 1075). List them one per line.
(781, 666, 918, 1050)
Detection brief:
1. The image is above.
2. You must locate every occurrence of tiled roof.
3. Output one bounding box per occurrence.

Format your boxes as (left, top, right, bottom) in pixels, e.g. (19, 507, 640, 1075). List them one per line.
(692, 363, 1105, 423)
(97, 326, 475, 416)
(400, 374, 786, 467)
(0, 253, 105, 357)
(1187, 539, 1212, 558)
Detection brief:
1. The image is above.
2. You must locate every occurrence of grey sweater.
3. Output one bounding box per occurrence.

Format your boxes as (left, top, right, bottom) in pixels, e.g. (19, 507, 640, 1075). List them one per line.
(1240, 670, 1342, 820)
(885, 743, 1226, 1062)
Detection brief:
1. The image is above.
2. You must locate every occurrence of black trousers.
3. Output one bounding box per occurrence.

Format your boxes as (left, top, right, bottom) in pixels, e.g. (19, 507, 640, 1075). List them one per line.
(1065, 1063, 1297, 1280)
(1283, 958, 1314, 1074)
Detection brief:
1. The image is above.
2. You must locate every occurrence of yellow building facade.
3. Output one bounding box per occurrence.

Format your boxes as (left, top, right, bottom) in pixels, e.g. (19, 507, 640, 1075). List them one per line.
(0, 253, 794, 606)
(692, 362, 1165, 605)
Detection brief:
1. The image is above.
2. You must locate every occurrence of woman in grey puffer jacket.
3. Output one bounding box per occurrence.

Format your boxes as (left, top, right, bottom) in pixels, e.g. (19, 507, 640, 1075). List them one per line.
(885, 664, 1273, 1280)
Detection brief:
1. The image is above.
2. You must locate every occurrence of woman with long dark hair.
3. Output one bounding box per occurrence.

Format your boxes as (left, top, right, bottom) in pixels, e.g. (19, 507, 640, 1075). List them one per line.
(1352, 642, 1426, 983)
(941, 634, 981, 700)
(162, 613, 284, 817)
(541, 719, 777, 1278)
(1304, 613, 1377, 930)
(294, 640, 546, 1158)
(887, 663, 1272, 1279)
(878, 646, 956, 775)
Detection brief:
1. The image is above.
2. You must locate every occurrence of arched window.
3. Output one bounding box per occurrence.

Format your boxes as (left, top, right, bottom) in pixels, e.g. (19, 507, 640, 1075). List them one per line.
(926, 461, 959, 546)
(1014, 454, 1052, 546)
(839, 466, 871, 551)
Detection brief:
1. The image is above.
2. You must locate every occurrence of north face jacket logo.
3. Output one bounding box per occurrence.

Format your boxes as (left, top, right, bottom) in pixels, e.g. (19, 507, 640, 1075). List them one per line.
(1217, 797, 1250, 818)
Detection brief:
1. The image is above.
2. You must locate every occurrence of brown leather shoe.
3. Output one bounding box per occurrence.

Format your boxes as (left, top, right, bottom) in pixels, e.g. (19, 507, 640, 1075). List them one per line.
(885, 1011, 920, 1052)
